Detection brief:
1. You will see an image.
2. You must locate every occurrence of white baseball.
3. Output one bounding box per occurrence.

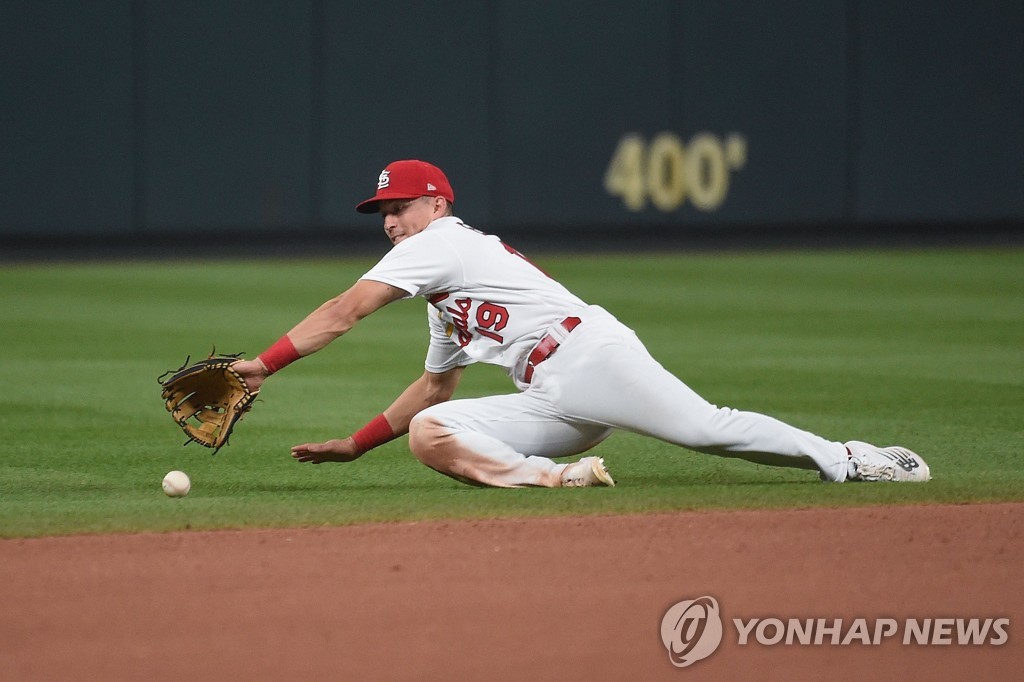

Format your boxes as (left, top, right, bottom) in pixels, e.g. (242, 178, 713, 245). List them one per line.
(162, 470, 191, 497)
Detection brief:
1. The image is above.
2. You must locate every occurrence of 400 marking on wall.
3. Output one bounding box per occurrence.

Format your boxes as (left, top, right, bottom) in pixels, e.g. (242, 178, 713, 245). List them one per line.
(604, 132, 747, 212)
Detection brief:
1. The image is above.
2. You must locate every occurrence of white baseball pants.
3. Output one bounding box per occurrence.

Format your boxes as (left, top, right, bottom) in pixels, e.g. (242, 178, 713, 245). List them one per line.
(408, 306, 850, 487)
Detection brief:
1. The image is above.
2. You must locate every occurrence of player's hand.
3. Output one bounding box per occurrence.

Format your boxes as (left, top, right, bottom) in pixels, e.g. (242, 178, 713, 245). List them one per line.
(291, 438, 363, 464)
(230, 359, 269, 393)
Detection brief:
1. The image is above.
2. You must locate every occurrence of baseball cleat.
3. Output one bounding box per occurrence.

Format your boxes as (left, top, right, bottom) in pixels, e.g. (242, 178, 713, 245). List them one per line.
(561, 456, 616, 488)
(844, 441, 931, 482)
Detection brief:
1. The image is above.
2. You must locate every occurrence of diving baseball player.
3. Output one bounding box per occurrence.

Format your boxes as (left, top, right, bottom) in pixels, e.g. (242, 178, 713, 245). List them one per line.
(230, 160, 931, 487)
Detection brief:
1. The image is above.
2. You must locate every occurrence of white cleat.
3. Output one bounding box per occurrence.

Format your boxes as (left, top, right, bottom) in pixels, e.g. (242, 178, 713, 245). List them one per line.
(561, 456, 616, 488)
(844, 441, 932, 482)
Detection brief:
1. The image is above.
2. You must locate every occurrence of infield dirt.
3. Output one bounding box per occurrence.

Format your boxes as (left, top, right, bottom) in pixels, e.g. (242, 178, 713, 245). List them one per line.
(1, 503, 1019, 680)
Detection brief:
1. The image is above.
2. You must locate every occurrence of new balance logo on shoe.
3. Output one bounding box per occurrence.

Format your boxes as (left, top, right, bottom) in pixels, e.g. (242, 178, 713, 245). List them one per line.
(884, 450, 920, 473)
(843, 441, 932, 483)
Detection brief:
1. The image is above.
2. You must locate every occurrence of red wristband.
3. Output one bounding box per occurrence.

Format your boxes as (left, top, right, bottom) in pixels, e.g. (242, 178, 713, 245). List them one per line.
(258, 335, 301, 375)
(351, 414, 396, 454)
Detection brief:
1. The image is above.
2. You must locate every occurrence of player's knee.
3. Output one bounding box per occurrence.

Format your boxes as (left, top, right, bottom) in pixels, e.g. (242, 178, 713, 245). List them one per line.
(409, 413, 491, 487)
(408, 413, 448, 465)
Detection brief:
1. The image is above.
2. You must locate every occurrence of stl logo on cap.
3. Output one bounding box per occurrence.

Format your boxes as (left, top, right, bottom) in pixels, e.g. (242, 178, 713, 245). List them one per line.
(356, 159, 454, 213)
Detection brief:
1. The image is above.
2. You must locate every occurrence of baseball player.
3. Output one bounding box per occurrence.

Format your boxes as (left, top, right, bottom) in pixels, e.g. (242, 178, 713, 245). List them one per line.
(231, 160, 931, 487)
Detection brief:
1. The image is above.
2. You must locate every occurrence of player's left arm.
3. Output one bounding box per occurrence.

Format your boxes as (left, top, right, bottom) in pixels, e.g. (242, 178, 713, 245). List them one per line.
(283, 279, 407, 355)
(232, 279, 407, 391)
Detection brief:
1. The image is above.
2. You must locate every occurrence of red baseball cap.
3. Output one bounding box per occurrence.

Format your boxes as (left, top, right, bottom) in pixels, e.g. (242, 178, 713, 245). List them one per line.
(355, 160, 455, 214)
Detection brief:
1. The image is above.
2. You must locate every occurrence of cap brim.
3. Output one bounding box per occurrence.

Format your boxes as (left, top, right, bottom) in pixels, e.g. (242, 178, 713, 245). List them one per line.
(355, 191, 425, 214)
(355, 199, 382, 214)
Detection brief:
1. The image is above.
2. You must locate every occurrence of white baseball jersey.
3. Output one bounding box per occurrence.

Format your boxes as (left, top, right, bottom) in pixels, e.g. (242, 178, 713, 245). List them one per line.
(361, 215, 850, 488)
(360, 217, 587, 384)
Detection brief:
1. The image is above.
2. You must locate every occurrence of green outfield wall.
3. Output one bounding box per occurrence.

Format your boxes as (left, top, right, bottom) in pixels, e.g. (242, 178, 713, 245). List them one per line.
(1, 1, 1021, 239)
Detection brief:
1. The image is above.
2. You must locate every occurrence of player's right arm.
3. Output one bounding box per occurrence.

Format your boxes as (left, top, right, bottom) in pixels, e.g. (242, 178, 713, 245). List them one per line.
(290, 366, 464, 464)
(381, 366, 465, 433)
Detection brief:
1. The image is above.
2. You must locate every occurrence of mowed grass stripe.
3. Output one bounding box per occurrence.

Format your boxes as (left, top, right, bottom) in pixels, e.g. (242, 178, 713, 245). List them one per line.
(0, 248, 1020, 537)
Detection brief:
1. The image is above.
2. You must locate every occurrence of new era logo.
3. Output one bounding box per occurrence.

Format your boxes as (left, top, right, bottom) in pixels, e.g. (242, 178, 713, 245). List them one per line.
(427, 183, 437, 191)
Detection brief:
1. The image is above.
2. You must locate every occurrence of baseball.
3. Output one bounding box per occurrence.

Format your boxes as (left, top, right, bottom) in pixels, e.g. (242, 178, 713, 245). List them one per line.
(162, 470, 191, 497)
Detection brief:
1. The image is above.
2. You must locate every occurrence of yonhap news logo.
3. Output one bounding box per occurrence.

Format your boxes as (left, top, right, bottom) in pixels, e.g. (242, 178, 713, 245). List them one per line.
(659, 596, 724, 667)
(660, 596, 1009, 669)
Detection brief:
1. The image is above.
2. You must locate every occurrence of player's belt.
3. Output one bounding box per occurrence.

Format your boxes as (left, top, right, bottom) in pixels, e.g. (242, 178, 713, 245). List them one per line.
(523, 316, 582, 384)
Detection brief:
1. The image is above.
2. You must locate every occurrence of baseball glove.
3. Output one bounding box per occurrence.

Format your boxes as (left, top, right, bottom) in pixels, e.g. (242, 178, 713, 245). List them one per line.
(158, 351, 258, 452)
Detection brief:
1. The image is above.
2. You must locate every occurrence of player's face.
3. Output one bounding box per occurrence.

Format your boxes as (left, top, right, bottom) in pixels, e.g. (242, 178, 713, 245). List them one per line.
(379, 196, 443, 245)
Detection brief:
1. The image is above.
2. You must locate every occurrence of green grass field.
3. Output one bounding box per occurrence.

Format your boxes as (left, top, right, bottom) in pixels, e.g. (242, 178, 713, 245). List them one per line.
(1, 248, 1021, 538)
